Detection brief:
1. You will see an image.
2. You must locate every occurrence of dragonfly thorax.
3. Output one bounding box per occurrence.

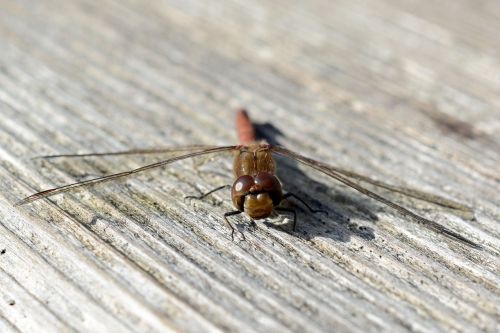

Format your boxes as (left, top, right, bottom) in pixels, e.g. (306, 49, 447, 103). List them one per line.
(232, 142, 275, 178)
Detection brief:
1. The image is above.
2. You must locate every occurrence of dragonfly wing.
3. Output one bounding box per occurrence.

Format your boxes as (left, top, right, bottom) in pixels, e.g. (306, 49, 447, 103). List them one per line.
(16, 145, 237, 206)
(33, 145, 219, 159)
(271, 146, 481, 249)
(312, 164, 474, 219)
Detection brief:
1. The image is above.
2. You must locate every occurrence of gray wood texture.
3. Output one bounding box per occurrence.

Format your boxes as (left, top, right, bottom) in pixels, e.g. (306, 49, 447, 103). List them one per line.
(1, 0, 499, 332)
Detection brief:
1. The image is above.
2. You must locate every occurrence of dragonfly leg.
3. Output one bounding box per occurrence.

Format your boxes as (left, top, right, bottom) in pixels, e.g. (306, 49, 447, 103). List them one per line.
(224, 210, 244, 241)
(185, 184, 231, 200)
(283, 192, 328, 216)
(275, 207, 297, 231)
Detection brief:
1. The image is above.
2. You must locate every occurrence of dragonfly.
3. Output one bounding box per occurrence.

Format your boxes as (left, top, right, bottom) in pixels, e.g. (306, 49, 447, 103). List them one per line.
(15, 109, 481, 249)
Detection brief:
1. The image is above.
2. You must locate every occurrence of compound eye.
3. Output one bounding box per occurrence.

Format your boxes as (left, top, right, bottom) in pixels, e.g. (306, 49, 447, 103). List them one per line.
(232, 175, 254, 195)
(255, 172, 281, 192)
(255, 172, 282, 205)
(231, 175, 254, 211)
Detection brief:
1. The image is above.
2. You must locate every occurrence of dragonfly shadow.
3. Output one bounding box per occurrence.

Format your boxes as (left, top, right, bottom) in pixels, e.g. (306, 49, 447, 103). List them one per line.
(255, 121, 377, 243)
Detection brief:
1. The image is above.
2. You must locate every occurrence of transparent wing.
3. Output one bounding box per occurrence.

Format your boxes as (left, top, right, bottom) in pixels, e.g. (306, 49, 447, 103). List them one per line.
(33, 145, 218, 159)
(271, 146, 481, 249)
(313, 164, 474, 219)
(16, 145, 237, 206)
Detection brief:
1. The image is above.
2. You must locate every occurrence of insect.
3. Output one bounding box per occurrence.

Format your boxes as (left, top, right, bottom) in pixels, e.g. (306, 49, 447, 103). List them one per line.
(15, 109, 481, 249)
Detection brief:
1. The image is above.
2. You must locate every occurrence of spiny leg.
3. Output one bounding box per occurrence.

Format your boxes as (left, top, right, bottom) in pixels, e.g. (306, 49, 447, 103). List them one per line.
(283, 192, 328, 216)
(185, 185, 242, 240)
(275, 207, 297, 231)
(185, 184, 231, 200)
(224, 210, 244, 241)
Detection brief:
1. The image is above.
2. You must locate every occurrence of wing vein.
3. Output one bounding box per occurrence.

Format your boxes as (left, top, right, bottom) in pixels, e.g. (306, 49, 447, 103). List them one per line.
(271, 146, 481, 249)
(16, 145, 237, 206)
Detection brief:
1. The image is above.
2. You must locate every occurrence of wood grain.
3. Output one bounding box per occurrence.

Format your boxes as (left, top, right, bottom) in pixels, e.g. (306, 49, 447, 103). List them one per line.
(0, 0, 499, 332)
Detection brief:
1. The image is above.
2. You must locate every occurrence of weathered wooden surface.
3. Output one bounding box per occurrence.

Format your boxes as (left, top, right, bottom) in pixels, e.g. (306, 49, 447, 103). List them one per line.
(1, 0, 499, 332)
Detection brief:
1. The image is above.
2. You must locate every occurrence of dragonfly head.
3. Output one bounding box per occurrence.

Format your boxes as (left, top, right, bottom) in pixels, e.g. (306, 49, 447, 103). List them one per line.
(231, 172, 282, 219)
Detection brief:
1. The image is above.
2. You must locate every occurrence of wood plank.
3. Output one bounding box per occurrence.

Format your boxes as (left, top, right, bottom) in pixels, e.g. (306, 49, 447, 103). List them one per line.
(0, 0, 499, 332)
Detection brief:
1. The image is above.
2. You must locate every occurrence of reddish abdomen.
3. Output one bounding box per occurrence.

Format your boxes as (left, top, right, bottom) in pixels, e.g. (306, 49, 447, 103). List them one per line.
(236, 109, 256, 145)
